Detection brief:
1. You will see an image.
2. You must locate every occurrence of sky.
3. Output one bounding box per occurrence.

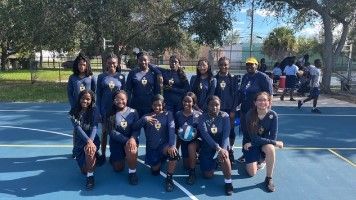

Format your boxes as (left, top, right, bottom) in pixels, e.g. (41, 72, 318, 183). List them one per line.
(231, 3, 324, 43)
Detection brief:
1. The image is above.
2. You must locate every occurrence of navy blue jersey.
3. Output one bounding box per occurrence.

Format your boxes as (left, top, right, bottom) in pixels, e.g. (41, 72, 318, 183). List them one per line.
(190, 75, 217, 111)
(107, 107, 140, 144)
(134, 111, 175, 149)
(69, 107, 100, 152)
(244, 110, 278, 146)
(214, 74, 239, 112)
(126, 68, 160, 110)
(198, 111, 230, 151)
(175, 110, 202, 136)
(96, 72, 125, 118)
(237, 72, 272, 113)
(161, 68, 189, 112)
(67, 75, 96, 109)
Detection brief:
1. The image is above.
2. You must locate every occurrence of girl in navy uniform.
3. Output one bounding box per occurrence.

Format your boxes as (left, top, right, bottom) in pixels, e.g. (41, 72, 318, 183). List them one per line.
(160, 55, 190, 113)
(107, 90, 140, 185)
(214, 57, 240, 163)
(134, 94, 178, 192)
(198, 96, 233, 196)
(243, 92, 283, 192)
(96, 53, 126, 163)
(126, 52, 161, 117)
(175, 92, 202, 185)
(67, 53, 96, 157)
(69, 90, 100, 191)
(236, 57, 273, 163)
(190, 58, 217, 112)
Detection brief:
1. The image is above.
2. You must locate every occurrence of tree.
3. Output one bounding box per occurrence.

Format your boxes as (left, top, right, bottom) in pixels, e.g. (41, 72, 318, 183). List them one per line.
(262, 27, 297, 61)
(259, 0, 356, 92)
(296, 37, 320, 57)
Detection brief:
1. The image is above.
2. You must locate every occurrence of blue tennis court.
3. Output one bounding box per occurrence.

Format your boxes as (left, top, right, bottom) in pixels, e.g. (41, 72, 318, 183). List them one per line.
(0, 96, 355, 200)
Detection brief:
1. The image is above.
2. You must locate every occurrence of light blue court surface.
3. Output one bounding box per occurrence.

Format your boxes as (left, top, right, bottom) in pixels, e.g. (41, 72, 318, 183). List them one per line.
(0, 98, 355, 200)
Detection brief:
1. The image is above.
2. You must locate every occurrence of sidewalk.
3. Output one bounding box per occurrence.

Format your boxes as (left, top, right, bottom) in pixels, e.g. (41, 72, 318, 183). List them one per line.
(273, 94, 356, 107)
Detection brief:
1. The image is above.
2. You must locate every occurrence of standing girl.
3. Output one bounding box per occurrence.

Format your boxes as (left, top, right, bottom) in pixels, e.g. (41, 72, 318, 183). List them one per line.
(67, 53, 96, 157)
(175, 92, 202, 185)
(107, 90, 140, 185)
(243, 92, 283, 192)
(214, 57, 240, 163)
(280, 56, 300, 101)
(190, 58, 217, 112)
(198, 96, 233, 196)
(96, 53, 126, 163)
(69, 90, 100, 191)
(161, 55, 190, 113)
(126, 52, 161, 117)
(134, 94, 178, 192)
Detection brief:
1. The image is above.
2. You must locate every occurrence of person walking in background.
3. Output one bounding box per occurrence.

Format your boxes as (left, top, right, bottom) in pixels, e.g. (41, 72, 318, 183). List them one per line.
(280, 56, 300, 101)
(298, 59, 323, 113)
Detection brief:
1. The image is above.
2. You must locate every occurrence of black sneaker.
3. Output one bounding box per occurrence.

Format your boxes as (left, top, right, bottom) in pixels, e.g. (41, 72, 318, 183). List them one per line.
(264, 177, 275, 192)
(280, 96, 284, 101)
(165, 176, 174, 192)
(289, 98, 296, 101)
(96, 154, 106, 167)
(311, 108, 321, 114)
(186, 169, 196, 185)
(86, 176, 95, 191)
(297, 100, 303, 109)
(128, 172, 138, 185)
(224, 183, 234, 196)
(237, 155, 245, 163)
(229, 149, 235, 164)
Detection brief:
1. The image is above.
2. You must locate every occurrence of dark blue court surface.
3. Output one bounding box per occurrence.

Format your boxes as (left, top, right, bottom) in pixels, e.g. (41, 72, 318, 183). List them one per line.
(0, 99, 355, 200)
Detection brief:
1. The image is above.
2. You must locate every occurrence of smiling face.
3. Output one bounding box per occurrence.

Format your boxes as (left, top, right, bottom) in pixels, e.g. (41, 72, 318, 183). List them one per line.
(107, 58, 118, 74)
(182, 96, 194, 112)
(138, 55, 149, 70)
(197, 60, 209, 75)
(78, 59, 87, 75)
(208, 98, 220, 116)
(114, 92, 127, 110)
(80, 92, 92, 109)
(246, 63, 257, 74)
(218, 59, 230, 74)
(152, 100, 164, 114)
(169, 57, 180, 71)
(254, 93, 271, 111)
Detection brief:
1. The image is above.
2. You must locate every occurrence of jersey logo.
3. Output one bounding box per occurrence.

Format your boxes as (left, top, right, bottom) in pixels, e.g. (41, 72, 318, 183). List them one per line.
(141, 77, 147, 86)
(269, 114, 274, 119)
(120, 120, 127, 129)
(155, 122, 161, 130)
(168, 78, 174, 86)
(211, 124, 218, 135)
(258, 126, 265, 135)
(109, 81, 115, 90)
(220, 80, 226, 90)
(79, 83, 85, 91)
(119, 75, 124, 80)
(199, 83, 203, 90)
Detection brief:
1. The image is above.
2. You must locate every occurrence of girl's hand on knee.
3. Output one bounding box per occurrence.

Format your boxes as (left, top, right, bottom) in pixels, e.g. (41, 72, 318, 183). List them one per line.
(126, 137, 137, 152)
(244, 142, 252, 151)
(167, 146, 178, 157)
(275, 141, 284, 148)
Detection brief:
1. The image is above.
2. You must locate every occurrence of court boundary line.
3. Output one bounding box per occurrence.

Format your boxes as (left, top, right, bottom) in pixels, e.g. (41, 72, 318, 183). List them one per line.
(0, 109, 67, 113)
(0, 125, 72, 137)
(328, 149, 356, 167)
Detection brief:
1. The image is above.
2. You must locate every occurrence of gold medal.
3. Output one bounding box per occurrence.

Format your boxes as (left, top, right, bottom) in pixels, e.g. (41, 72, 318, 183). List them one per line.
(109, 81, 115, 90)
(220, 81, 226, 90)
(79, 83, 85, 91)
(120, 120, 127, 129)
(141, 77, 147, 86)
(155, 122, 161, 130)
(169, 78, 174, 86)
(211, 124, 218, 135)
(258, 126, 265, 135)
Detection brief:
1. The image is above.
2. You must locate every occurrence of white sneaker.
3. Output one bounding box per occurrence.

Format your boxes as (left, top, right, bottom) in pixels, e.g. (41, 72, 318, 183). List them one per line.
(257, 161, 266, 170)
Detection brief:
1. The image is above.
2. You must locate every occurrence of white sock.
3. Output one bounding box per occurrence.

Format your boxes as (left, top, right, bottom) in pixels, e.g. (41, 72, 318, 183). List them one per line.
(128, 169, 136, 174)
(87, 172, 94, 177)
(224, 179, 232, 183)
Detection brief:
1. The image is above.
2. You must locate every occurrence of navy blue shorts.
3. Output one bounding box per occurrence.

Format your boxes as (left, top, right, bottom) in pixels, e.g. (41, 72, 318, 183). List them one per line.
(308, 87, 320, 98)
(180, 139, 199, 159)
(109, 141, 126, 162)
(199, 148, 217, 172)
(285, 75, 297, 89)
(145, 144, 168, 166)
(243, 145, 263, 164)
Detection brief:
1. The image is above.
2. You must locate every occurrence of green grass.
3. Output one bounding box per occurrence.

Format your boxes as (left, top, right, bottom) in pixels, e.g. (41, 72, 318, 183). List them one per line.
(0, 82, 67, 102)
(0, 69, 72, 82)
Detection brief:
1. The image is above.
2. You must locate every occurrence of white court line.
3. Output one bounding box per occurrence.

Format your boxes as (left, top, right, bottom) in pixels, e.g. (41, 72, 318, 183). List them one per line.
(328, 149, 356, 167)
(137, 158, 198, 200)
(0, 125, 72, 137)
(0, 109, 67, 113)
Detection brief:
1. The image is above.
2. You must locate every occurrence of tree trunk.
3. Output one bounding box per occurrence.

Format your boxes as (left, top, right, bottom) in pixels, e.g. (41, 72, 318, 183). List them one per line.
(1, 44, 8, 71)
(320, 13, 333, 93)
